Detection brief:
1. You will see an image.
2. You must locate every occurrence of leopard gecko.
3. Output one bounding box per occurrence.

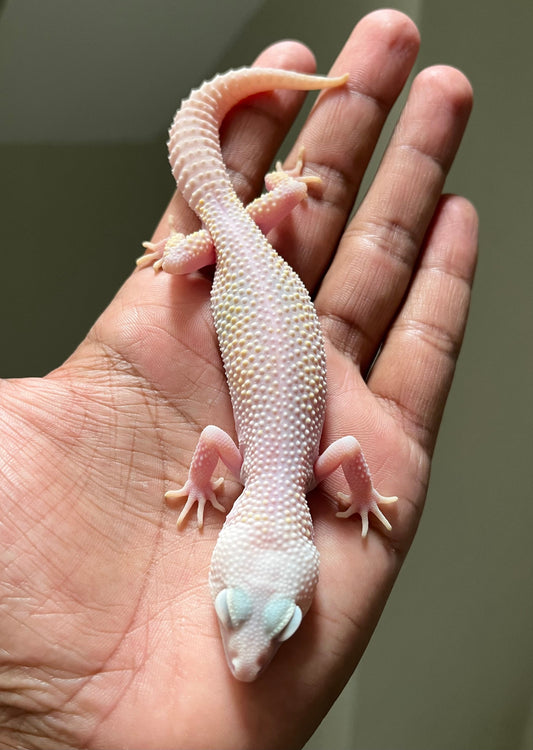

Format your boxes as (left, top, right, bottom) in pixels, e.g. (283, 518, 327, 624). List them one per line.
(138, 67, 397, 681)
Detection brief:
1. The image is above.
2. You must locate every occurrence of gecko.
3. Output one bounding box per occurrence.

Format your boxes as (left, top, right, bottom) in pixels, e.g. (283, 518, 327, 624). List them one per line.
(138, 67, 398, 682)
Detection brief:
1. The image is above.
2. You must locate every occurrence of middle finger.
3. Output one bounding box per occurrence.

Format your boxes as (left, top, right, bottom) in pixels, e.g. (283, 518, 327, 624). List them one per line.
(268, 10, 421, 287)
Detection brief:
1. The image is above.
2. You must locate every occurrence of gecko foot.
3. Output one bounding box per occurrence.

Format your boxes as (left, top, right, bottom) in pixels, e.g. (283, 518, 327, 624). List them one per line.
(136, 214, 184, 270)
(336, 489, 398, 539)
(165, 476, 226, 529)
(136, 238, 166, 268)
(274, 146, 322, 187)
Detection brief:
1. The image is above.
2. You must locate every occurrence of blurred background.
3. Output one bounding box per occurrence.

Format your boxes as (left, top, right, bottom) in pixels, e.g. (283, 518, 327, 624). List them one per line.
(0, 0, 531, 747)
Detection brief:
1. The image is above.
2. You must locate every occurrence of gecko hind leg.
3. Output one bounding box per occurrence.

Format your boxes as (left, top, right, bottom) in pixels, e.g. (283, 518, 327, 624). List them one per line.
(137, 147, 321, 273)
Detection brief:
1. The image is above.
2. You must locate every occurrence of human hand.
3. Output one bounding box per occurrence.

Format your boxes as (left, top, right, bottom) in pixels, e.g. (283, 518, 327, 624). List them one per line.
(0, 10, 476, 749)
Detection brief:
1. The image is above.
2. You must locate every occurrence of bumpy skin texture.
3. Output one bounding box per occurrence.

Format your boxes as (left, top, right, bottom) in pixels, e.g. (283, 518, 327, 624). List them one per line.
(140, 68, 397, 681)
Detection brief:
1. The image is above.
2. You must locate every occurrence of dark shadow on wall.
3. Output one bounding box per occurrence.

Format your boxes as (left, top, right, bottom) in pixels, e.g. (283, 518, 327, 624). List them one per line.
(0, 142, 173, 377)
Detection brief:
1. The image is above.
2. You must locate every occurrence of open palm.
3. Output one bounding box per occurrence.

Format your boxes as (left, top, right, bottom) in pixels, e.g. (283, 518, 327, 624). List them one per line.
(0, 11, 476, 750)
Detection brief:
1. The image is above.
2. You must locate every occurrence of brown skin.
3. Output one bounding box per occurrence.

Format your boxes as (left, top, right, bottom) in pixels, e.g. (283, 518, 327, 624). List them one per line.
(0, 10, 476, 750)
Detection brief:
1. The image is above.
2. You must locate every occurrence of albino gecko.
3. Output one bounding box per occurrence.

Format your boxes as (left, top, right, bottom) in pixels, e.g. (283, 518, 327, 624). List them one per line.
(138, 67, 397, 681)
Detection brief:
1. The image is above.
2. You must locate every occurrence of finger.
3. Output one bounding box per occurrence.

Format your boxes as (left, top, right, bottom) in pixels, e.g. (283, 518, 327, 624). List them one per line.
(148, 41, 317, 247)
(269, 9, 420, 286)
(368, 194, 478, 455)
(317, 65, 473, 373)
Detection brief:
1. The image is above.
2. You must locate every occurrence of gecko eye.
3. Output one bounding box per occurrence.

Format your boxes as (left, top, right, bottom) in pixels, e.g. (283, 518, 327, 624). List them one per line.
(263, 597, 303, 642)
(215, 588, 252, 629)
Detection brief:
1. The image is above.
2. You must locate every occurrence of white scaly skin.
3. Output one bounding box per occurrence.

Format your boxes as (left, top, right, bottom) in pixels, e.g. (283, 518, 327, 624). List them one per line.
(139, 67, 397, 681)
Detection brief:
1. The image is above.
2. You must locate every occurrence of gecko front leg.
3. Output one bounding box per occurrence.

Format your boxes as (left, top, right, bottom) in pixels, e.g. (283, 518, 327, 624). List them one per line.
(314, 436, 398, 538)
(165, 425, 243, 528)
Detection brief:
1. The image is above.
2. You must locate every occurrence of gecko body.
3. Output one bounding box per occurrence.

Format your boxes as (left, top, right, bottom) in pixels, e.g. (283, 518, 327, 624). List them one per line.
(139, 67, 397, 681)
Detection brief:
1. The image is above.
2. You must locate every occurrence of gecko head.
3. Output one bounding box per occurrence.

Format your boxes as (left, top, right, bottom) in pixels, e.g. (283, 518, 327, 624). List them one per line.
(209, 533, 319, 681)
(213, 586, 302, 681)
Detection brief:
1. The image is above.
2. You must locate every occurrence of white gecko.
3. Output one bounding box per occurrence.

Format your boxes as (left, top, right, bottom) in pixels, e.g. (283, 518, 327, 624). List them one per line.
(138, 67, 398, 682)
